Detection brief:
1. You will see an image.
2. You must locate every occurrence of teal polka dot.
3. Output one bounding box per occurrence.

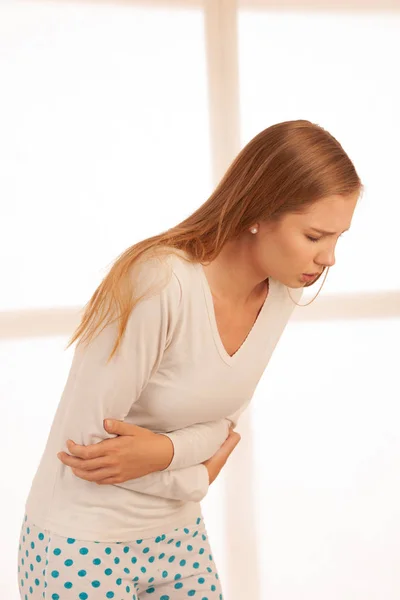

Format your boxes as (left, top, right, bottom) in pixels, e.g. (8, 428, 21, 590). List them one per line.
(79, 547, 89, 555)
(193, 531, 199, 538)
(207, 567, 212, 573)
(174, 574, 182, 581)
(106, 593, 114, 598)
(34, 579, 39, 586)
(196, 518, 201, 525)
(79, 594, 88, 600)
(193, 562, 200, 569)
(198, 577, 205, 584)
(133, 577, 139, 582)
(53, 548, 61, 555)
(174, 582, 183, 589)
(136, 539, 143, 544)
(155, 536, 162, 543)
(215, 573, 219, 580)
(146, 588, 155, 594)
(105, 547, 112, 555)
(123, 567, 130, 574)
(202, 535, 207, 541)
(131, 557, 137, 564)
(29, 587, 33, 594)
(104, 568, 112, 576)
(78, 569, 87, 577)
(162, 570, 168, 578)
(114, 557, 120, 564)
(184, 528, 190, 534)
(199, 548, 205, 555)
(209, 555, 213, 561)
(116, 578, 122, 585)
(65, 559, 73, 567)
(167, 539, 174, 545)
(159, 553, 165, 559)
(211, 585, 216, 592)
(123, 546, 130, 553)
(176, 541, 182, 548)
(187, 545, 193, 551)
(64, 582, 73, 589)
(188, 592, 196, 597)
(51, 570, 59, 578)
(126, 586, 131, 593)
(92, 580, 100, 588)
(66, 538, 75, 544)
(180, 559, 186, 567)
(29, 564, 34, 572)
(93, 558, 101, 565)
(38, 533, 44, 541)
(140, 566, 147, 573)
(168, 555, 176, 563)
(27, 528, 30, 534)
(30, 542, 35, 549)
(148, 577, 155, 583)
(51, 595, 59, 600)
(143, 546, 150, 553)
(149, 556, 155, 563)
(160, 596, 170, 600)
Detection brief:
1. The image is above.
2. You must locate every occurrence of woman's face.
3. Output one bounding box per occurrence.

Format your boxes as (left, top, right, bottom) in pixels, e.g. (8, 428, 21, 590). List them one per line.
(253, 191, 360, 288)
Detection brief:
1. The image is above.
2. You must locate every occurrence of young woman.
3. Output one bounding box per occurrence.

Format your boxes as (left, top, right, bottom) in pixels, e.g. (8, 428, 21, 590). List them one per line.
(18, 120, 362, 600)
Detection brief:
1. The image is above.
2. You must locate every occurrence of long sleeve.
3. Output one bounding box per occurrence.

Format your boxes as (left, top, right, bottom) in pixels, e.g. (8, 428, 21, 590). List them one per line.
(161, 397, 253, 471)
(58, 260, 210, 502)
(114, 464, 210, 502)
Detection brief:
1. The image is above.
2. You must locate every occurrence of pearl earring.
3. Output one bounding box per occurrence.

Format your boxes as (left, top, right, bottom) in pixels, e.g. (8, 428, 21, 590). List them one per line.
(250, 226, 258, 234)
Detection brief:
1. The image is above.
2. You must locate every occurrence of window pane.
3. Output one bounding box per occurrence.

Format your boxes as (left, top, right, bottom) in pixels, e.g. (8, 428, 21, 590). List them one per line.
(251, 318, 400, 599)
(238, 9, 400, 295)
(1, 1, 210, 310)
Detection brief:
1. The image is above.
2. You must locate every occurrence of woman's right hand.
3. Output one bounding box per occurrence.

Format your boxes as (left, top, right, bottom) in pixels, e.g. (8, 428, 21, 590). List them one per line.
(202, 426, 241, 484)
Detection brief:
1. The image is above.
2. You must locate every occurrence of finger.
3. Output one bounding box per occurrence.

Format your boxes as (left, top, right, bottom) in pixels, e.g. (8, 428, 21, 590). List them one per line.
(57, 452, 113, 471)
(71, 467, 115, 483)
(96, 477, 121, 486)
(103, 419, 149, 436)
(66, 439, 108, 460)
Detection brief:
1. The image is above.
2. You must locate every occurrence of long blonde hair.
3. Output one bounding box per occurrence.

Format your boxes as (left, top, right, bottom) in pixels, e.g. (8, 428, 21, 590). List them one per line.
(67, 119, 363, 360)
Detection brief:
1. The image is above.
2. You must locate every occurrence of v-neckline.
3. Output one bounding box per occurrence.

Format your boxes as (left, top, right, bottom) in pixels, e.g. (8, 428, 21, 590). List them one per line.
(195, 262, 276, 366)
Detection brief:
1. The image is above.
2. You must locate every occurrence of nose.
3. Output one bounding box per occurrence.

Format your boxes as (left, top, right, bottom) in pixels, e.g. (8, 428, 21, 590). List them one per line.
(316, 247, 336, 269)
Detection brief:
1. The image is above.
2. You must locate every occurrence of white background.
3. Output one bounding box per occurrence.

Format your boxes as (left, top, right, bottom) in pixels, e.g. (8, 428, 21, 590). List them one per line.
(1, 1, 399, 599)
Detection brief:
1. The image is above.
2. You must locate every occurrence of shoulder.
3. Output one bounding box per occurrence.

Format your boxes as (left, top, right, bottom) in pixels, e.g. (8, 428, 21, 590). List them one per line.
(130, 247, 196, 306)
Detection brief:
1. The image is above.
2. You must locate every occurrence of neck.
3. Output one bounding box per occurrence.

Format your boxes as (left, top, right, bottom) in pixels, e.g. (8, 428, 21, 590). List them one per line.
(201, 238, 268, 306)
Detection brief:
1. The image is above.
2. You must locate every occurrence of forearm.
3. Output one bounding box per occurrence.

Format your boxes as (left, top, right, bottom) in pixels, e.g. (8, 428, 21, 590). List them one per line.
(114, 464, 210, 502)
(161, 419, 231, 471)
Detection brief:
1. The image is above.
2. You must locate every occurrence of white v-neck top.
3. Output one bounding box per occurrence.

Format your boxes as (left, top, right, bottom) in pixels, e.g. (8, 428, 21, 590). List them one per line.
(25, 249, 303, 541)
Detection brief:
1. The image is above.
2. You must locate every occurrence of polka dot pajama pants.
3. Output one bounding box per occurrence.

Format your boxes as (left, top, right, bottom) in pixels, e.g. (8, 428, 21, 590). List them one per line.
(17, 514, 223, 600)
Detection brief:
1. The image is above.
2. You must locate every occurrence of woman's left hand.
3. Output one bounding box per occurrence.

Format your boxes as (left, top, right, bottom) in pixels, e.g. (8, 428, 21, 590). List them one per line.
(57, 420, 174, 485)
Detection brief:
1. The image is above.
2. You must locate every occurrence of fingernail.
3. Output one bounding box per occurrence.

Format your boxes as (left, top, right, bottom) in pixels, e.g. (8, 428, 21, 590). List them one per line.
(105, 420, 112, 429)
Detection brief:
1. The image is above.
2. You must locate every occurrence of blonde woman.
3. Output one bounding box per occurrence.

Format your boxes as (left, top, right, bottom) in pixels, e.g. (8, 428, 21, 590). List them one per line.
(18, 120, 362, 600)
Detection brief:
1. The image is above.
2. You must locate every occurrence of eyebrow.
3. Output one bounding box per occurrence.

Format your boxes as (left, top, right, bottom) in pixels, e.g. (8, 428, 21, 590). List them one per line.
(309, 227, 350, 235)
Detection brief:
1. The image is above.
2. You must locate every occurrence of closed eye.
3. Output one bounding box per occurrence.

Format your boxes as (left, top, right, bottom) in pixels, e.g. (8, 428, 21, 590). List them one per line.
(306, 232, 346, 243)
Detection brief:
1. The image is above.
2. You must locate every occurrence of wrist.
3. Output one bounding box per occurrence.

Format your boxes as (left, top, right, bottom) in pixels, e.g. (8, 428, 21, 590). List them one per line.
(156, 433, 174, 471)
